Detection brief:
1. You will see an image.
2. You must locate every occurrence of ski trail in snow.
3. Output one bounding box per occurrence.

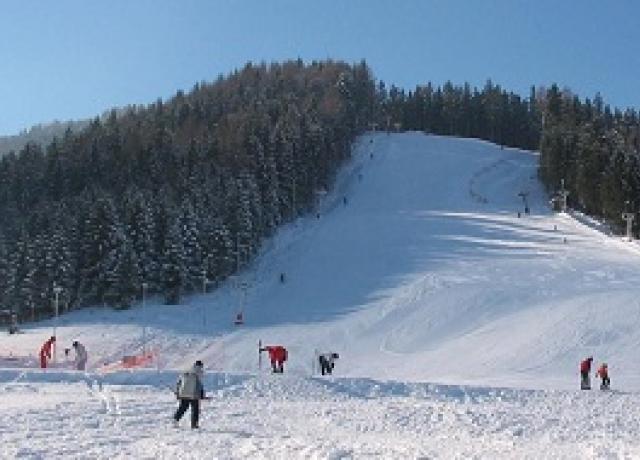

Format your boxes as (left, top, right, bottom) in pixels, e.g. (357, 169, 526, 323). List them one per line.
(80, 374, 122, 432)
(0, 370, 25, 392)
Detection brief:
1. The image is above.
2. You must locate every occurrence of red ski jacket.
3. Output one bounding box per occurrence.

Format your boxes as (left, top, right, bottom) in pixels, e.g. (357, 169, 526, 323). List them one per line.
(40, 338, 55, 358)
(264, 346, 287, 363)
(596, 365, 608, 379)
(580, 358, 593, 373)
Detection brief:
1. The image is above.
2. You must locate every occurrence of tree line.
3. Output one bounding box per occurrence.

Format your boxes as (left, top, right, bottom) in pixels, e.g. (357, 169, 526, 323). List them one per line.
(0, 59, 636, 322)
(537, 84, 640, 229)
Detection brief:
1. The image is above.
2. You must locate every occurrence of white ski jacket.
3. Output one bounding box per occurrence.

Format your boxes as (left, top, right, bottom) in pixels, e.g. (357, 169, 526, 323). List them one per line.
(176, 365, 204, 400)
(74, 343, 87, 365)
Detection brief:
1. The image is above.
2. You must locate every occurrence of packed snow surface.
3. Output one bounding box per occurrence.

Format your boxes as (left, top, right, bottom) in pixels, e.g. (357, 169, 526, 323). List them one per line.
(3, 132, 640, 458)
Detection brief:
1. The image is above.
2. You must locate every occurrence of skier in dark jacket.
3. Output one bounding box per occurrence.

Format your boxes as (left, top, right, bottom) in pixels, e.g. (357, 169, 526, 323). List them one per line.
(318, 352, 339, 375)
(173, 360, 205, 429)
(580, 356, 593, 390)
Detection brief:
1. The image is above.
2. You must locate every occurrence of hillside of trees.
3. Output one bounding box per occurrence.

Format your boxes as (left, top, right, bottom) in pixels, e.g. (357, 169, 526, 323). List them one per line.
(537, 85, 640, 229)
(0, 60, 376, 319)
(0, 59, 637, 322)
(0, 119, 91, 158)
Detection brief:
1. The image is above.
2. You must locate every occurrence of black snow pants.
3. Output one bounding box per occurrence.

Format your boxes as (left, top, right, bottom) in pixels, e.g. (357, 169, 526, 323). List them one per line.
(319, 356, 333, 375)
(271, 360, 284, 373)
(174, 398, 200, 428)
(580, 371, 590, 390)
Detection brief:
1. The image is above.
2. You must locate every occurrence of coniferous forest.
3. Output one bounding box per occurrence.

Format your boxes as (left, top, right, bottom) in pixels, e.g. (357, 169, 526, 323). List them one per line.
(0, 60, 638, 321)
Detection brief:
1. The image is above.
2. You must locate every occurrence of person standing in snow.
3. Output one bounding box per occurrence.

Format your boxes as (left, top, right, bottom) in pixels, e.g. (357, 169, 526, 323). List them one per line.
(596, 363, 610, 390)
(580, 356, 593, 390)
(71, 341, 88, 370)
(174, 360, 205, 429)
(39, 336, 56, 368)
(260, 345, 287, 373)
(318, 352, 339, 375)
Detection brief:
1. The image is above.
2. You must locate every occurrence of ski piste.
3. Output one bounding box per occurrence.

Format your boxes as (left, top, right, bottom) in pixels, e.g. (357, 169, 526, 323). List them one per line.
(3, 133, 640, 457)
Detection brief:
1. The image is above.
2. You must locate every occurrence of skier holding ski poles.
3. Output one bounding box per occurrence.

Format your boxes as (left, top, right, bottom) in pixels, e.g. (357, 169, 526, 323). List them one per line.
(260, 345, 288, 373)
(173, 360, 206, 429)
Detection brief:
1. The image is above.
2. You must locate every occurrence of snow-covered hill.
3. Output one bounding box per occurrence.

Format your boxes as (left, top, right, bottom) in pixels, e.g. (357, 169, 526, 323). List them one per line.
(3, 132, 640, 457)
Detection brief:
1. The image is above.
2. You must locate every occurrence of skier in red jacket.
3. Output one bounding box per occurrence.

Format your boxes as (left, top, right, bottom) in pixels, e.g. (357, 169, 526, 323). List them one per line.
(580, 356, 593, 390)
(40, 336, 56, 369)
(260, 345, 288, 373)
(596, 363, 610, 390)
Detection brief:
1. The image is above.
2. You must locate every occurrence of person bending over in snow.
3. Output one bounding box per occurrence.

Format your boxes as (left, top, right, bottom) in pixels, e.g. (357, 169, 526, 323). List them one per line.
(174, 360, 205, 429)
(318, 352, 339, 375)
(260, 345, 288, 373)
(71, 341, 88, 371)
(580, 356, 593, 390)
(40, 336, 56, 369)
(596, 363, 610, 390)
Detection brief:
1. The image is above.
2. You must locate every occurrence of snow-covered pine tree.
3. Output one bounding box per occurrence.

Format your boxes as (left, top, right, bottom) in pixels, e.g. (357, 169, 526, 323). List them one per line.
(179, 200, 204, 293)
(162, 213, 185, 304)
(123, 189, 159, 293)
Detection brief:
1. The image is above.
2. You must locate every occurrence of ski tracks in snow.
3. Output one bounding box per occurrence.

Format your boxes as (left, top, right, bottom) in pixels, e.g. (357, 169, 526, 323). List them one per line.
(3, 373, 640, 458)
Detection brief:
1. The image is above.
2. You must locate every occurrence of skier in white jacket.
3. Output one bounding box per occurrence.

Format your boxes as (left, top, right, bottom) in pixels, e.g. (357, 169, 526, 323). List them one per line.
(173, 360, 205, 429)
(72, 341, 88, 371)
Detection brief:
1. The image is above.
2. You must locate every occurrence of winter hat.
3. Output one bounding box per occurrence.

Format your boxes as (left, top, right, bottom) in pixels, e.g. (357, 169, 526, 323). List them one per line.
(194, 360, 203, 367)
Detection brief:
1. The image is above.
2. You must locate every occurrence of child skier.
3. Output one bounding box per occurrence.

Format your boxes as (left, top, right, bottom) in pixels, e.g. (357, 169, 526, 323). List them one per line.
(39, 336, 56, 368)
(173, 360, 205, 429)
(580, 356, 593, 390)
(71, 341, 88, 371)
(318, 352, 339, 375)
(596, 363, 610, 390)
(260, 345, 288, 373)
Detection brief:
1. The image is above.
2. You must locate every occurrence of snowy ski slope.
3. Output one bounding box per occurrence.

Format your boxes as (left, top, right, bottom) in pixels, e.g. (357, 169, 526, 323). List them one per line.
(3, 132, 640, 458)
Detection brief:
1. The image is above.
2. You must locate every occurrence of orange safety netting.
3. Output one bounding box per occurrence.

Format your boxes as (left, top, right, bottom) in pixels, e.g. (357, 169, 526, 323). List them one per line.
(98, 350, 157, 373)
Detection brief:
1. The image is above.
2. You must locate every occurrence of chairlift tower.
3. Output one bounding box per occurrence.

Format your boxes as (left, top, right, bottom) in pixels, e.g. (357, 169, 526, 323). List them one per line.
(141, 282, 148, 354)
(52, 284, 63, 365)
(558, 179, 569, 213)
(314, 188, 327, 215)
(518, 191, 530, 214)
(622, 212, 635, 241)
(200, 270, 210, 331)
(233, 278, 250, 325)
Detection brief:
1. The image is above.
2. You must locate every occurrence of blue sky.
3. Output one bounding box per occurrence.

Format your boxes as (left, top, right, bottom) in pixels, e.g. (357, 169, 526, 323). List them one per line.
(0, 0, 638, 135)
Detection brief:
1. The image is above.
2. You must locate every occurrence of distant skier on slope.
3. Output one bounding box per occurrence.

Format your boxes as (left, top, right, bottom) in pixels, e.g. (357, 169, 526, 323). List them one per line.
(39, 336, 56, 368)
(596, 363, 610, 390)
(580, 356, 593, 390)
(318, 352, 339, 375)
(260, 345, 288, 373)
(173, 360, 205, 429)
(71, 341, 88, 371)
